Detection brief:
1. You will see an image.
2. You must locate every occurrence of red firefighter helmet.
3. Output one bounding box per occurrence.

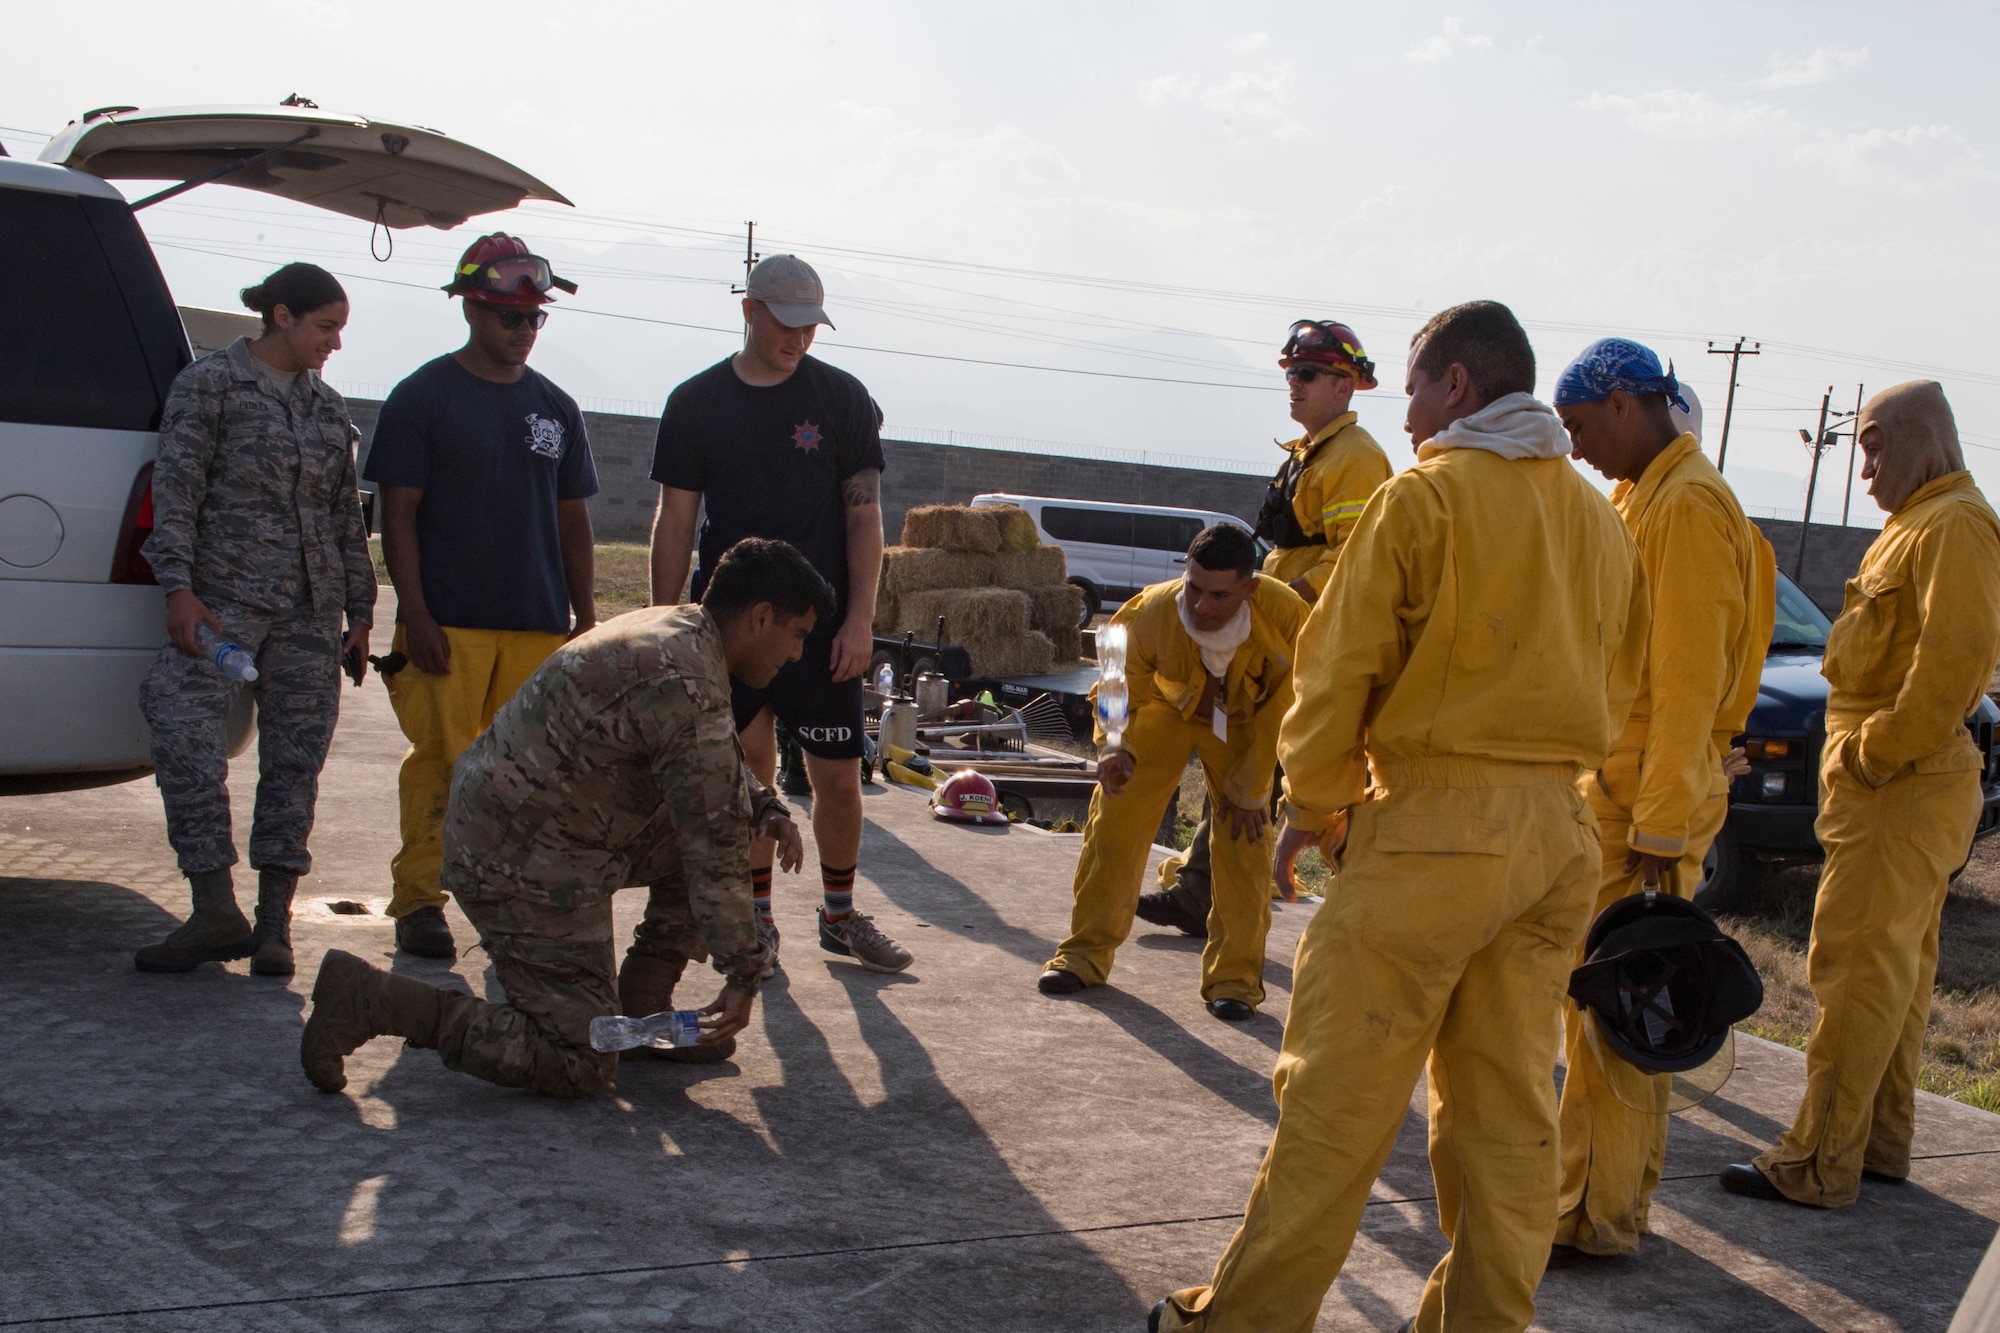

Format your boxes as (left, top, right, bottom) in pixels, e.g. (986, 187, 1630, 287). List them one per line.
(932, 770, 1007, 825)
(442, 232, 577, 306)
(1279, 319, 1378, 390)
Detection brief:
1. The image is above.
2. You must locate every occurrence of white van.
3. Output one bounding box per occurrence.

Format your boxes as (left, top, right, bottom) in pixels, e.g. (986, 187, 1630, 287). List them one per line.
(0, 101, 564, 790)
(970, 493, 1263, 624)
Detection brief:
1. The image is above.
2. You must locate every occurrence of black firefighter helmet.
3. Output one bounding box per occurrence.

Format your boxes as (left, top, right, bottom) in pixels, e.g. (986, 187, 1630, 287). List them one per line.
(1568, 890, 1764, 1076)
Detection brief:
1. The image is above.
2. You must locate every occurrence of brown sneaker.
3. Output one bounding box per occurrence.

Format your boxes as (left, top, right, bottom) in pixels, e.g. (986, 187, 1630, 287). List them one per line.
(818, 910, 912, 973)
(394, 905, 457, 959)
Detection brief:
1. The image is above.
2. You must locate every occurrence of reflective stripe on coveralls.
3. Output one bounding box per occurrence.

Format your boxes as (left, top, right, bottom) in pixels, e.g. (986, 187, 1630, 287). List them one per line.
(1161, 443, 1648, 1333)
(1048, 577, 1306, 1004)
(1756, 470, 2000, 1206)
(384, 624, 569, 918)
(1260, 413, 1393, 596)
(1556, 433, 1777, 1255)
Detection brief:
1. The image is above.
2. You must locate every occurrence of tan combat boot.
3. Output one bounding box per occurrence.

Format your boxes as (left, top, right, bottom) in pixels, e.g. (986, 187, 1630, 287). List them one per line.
(300, 949, 441, 1093)
(134, 868, 255, 973)
(249, 870, 297, 977)
(617, 951, 732, 1064)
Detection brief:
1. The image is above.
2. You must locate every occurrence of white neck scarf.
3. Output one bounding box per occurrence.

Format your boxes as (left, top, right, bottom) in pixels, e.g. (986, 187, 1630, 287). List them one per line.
(1425, 392, 1570, 460)
(1178, 589, 1252, 678)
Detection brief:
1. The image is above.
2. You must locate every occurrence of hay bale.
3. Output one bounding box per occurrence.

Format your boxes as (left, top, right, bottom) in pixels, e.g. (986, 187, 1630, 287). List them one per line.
(983, 504, 1042, 552)
(900, 505, 1001, 553)
(963, 630, 1054, 677)
(879, 546, 997, 594)
(872, 590, 897, 634)
(1027, 584, 1084, 633)
(894, 588, 1029, 642)
(992, 546, 1068, 589)
(1044, 622, 1083, 663)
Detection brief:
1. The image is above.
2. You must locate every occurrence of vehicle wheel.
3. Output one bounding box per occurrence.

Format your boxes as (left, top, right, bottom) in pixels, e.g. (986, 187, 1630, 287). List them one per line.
(997, 790, 1034, 822)
(1069, 578, 1100, 626)
(1693, 827, 1763, 915)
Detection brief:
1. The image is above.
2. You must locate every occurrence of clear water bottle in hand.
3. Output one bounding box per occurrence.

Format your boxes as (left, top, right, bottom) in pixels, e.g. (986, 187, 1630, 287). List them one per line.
(589, 1010, 702, 1052)
(1095, 623, 1129, 751)
(194, 625, 258, 682)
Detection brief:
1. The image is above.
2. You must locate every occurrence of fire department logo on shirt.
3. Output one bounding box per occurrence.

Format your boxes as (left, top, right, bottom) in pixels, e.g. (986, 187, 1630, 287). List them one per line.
(791, 421, 823, 453)
(525, 413, 565, 459)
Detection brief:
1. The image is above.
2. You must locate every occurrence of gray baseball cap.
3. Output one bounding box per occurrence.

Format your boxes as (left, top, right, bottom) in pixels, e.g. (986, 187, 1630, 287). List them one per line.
(745, 253, 833, 329)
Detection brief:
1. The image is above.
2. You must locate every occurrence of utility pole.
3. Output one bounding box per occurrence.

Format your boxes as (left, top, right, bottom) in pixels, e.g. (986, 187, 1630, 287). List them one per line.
(730, 221, 760, 294)
(1794, 387, 1836, 582)
(1707, 337, 1762, 475)
(1840, 382, 1865, 527)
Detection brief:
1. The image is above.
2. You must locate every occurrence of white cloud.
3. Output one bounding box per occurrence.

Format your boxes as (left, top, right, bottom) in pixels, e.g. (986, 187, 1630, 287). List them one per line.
(1797, 124, 1992, 189)
(1230, 31, 1269, 53)
(1406, 17, 1493, 63)
(1747, 44, 1868, 89)
(1579, 89, 1797, 140)
(272, 0, 350, 29)
(872, 123, 1078, 191)
(1144, 67, 1294, 119)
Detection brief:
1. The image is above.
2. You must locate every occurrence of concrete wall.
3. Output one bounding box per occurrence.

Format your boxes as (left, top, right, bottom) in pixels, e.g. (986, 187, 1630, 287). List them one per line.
(1749, 517, 1879, 615)
(349, 399, 1271, 545)
(348, 396, 1880, 615)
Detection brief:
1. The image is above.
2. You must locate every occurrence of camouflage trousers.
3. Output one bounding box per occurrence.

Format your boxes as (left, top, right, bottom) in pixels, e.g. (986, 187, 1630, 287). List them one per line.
(138, 600, 343, 876)
(435, 865, 712, 1099)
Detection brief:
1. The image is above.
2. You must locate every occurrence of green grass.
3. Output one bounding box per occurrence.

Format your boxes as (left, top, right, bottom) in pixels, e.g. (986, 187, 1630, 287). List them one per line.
(369, 537, 655, 618)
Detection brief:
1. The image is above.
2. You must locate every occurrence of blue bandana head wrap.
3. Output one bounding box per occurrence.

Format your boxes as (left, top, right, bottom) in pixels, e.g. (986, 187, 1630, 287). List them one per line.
(1554, 338, 1690, 413)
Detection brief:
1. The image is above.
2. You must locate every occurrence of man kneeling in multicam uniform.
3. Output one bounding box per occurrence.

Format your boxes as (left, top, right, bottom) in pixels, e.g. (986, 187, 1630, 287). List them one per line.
(300, 538, 830, 1099)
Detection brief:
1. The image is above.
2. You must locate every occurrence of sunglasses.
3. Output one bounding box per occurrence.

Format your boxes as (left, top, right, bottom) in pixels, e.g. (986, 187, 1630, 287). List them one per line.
(485, 307, 548, 330)
(1285, 365, 1352, 385)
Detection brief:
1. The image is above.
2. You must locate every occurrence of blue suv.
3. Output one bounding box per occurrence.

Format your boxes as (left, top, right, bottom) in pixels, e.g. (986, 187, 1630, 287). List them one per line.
(1695, 572, 2000, 910)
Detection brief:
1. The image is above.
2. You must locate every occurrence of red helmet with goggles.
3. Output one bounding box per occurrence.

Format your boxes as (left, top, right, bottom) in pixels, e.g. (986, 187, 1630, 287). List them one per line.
(1280, 319, 1377, 390)
(443, 233, 578, 307)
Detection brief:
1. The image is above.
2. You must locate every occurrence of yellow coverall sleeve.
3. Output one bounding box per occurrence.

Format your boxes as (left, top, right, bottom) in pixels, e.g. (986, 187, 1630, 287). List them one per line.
(1277, 484, 1444, 831)
(1629, 494, 1751, 856)
(1296, 443, 1395, 596)
(1854, 514, 2000, 783)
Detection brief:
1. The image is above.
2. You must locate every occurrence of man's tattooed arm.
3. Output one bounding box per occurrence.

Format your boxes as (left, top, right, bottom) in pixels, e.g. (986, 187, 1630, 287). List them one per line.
(842, 469, 882, 508)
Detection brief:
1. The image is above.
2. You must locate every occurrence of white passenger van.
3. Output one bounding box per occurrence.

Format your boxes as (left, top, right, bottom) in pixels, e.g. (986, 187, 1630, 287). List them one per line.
(0, 101, 565, 790)
(969, 493, 1262, 624)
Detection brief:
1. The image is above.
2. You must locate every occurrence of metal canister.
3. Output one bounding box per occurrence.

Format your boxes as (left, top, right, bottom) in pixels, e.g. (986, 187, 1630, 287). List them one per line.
(879, 698, 919, 753)
(914, 671, 949, 721)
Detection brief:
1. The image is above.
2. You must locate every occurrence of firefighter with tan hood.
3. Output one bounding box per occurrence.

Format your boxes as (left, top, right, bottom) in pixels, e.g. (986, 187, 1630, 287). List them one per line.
(1550, 338, 1777, 1260)
(1723, 380, 2000, 1208)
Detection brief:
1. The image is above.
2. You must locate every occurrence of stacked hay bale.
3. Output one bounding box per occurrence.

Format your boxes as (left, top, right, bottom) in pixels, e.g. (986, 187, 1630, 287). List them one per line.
(878, 504, 1084, 675)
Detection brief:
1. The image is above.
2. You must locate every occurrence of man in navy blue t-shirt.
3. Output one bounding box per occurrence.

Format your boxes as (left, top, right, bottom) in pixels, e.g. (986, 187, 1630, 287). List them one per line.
(364, 233, 599, 960)
(650, 254, 910, 977)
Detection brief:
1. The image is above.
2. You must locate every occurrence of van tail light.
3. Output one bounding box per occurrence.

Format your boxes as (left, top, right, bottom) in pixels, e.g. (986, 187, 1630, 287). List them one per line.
(110, 464, 157, 585)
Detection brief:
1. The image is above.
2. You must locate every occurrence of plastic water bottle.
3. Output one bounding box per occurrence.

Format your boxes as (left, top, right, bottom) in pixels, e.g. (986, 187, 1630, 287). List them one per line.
(1095, 623, 1129, 751)
(194, 625, 258, 682)
(588, 1010, 702, 1052)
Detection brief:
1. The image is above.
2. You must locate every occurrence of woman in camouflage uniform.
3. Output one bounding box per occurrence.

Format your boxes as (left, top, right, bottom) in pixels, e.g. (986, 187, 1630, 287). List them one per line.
(134, 263, 377, 978)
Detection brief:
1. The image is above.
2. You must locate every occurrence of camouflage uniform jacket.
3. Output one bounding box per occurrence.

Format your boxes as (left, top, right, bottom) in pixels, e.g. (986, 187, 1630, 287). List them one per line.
(142, 337, 376, 626)
(447, 605, 779, 989)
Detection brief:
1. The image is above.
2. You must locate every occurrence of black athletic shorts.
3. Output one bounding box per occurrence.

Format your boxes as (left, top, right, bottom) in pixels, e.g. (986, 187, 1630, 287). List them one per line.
(731, 633, 865, 759)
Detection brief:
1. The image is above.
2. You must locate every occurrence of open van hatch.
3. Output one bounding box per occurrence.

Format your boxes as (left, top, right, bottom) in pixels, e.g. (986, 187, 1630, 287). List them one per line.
(39, 100, 569, 229)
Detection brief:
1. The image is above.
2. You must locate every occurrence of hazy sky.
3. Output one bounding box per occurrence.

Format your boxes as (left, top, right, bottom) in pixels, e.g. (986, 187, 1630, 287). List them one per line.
(11, 1, 2000, 523)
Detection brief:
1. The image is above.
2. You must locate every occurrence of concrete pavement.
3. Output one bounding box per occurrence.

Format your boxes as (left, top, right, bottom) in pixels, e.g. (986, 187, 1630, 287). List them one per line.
(2, 650, 1997, 1330)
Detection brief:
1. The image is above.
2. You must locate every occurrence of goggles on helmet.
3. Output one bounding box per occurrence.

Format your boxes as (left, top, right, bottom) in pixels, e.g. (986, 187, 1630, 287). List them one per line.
(449, 254, 579, 302)
(1282, 320, 1375, 380)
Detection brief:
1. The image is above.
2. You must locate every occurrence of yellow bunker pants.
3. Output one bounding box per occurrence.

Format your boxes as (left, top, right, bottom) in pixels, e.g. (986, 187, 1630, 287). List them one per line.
(1048, 703, 1273, 1006)
(1158, 759, 1600, 1333)
(1755, 730, 1984, 1206)
(1554, 749, 1729, 1255)
(384, 624, 567, 919)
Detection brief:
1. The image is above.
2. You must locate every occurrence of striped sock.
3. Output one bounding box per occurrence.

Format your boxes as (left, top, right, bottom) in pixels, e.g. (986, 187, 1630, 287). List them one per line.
(821, 863, 856, 923)
(752, 865, 773, 925)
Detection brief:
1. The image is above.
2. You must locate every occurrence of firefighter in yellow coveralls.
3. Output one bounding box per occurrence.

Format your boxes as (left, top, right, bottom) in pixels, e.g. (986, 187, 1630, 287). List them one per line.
(1549, 338, 1776, 1260)
(1039, 523, 1307, 1020)
(1721, 381, 2000, 1208)
(1151, 301, 1649, 1333)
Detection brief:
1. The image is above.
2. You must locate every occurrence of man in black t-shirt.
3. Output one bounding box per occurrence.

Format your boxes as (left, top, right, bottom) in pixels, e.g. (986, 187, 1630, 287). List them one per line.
(650, 254, 910, 976)
(365, 234, 599, 960)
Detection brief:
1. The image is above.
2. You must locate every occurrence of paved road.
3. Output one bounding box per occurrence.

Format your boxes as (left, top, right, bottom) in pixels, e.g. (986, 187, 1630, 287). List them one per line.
(1, 646, 1996, 1330)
